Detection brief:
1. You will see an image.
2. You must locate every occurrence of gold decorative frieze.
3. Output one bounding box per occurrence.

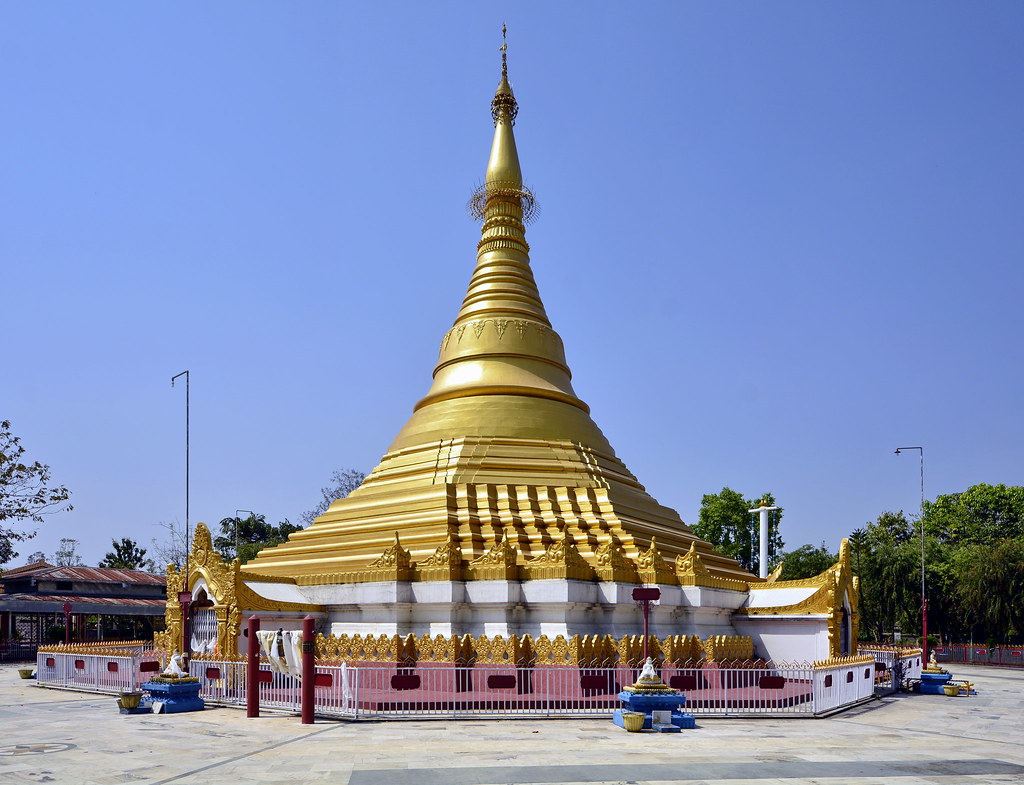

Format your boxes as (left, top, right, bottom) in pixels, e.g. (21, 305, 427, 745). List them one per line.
(307, 630, 753, 667)
(38, 641, 155, 657)
(702, 635, 755, 662)
(812, 654, 874, 669)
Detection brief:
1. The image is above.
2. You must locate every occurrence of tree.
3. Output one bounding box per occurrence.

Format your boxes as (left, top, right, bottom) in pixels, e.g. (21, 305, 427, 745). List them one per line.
(942, 538, 1024, 640)
(54, 537, 83, 567)
(301, 469, 366, 526)
(99, 537, 154, 571)
(214, 513, 301, 563)
(849, 511, 921, 641)
(151, 520, 188, 570)
(923, 483, 1024, 545)
(777, 542, 837, 580)
(693, 487, 784, 574)
(0, 420, 72, 565)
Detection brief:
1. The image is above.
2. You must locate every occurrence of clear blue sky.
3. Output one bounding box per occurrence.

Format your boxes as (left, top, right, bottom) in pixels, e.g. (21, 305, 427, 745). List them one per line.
(4, 2, 1022, 567)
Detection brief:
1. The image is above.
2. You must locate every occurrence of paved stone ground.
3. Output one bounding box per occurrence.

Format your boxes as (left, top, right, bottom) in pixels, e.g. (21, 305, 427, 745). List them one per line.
(1, 662, 1022, 784)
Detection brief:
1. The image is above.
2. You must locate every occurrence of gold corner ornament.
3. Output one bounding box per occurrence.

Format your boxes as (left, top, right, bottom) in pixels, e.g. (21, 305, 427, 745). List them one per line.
(636, 537, 676, 585)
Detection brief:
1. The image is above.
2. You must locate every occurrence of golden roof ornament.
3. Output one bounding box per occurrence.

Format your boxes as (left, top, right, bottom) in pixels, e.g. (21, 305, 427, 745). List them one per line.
(469, 24, 538, 224)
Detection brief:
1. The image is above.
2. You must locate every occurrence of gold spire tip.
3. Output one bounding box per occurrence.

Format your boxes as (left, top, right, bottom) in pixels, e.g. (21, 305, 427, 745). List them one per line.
(500, 23, 508, 77)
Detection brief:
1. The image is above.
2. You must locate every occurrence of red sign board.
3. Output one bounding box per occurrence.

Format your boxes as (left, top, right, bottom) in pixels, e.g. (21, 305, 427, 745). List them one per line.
(632, 587, 661, 601)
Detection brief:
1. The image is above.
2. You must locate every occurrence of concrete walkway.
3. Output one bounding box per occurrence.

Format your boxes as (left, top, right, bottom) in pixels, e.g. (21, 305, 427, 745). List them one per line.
(1, 662, 1022, 784)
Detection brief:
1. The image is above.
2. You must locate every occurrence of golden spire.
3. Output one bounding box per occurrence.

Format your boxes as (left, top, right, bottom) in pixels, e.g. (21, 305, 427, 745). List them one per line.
(243, 32, 757, 588)
(393, 24, 595, 449)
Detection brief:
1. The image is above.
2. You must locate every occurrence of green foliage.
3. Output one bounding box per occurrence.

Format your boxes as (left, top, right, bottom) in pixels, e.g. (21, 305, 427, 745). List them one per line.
(941, 538, 1024, 639)
(849, 511, 921, 641)
(0, 420, 72, 565)
(99, 537, 154, 571)
(694, 487, 784, 574)
(852, 485, 1024, 644)
(778, 542, 837, 580)
(923, 483, 1024, 544)
(214, 513, 301, 563)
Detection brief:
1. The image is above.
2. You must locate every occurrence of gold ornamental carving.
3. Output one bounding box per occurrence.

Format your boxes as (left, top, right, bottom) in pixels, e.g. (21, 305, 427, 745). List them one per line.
(468, 531, 519, 581)
(417, 533, 465, 582)
(636, 537, 676, 585)
(675, 543, 749, 591)
(522, 532, 595, 581)
(594, 541, 639, 583)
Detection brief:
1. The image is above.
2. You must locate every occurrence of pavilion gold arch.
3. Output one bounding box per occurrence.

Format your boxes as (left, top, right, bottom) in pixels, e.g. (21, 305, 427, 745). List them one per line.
(159, 522, 320, 657)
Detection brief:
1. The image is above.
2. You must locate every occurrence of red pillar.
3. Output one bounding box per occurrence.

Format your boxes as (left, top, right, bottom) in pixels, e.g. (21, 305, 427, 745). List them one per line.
(921, 598, 929, 663)
(247, 615, 260, 718)
(301, 615, 315, 724)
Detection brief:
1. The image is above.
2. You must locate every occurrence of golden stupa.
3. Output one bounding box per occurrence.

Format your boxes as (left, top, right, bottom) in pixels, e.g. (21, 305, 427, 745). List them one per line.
(246, 37, 756, 589)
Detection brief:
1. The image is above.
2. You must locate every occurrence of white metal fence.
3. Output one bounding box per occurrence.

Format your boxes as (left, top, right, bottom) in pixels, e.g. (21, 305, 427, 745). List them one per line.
(34, 652, 888, 719)
(858, 647, 923, 692)
(35, 651, 150, 693)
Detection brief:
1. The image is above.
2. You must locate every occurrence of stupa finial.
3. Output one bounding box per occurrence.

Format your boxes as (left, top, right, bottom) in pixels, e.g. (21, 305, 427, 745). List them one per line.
(491, 23, 518, 127)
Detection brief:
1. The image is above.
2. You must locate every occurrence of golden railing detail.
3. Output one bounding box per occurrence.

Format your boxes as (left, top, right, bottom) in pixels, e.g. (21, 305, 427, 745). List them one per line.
(309, 631, 751, 667)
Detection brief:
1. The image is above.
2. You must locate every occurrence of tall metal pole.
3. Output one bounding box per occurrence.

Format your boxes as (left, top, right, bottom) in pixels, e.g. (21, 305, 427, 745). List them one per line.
(172, 371, 191, 657)
(895, 446, 926, 661)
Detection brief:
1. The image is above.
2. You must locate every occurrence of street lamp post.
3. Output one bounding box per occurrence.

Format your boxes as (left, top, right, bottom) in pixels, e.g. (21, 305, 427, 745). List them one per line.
(171, 370, 192, 657)
(895, 446, 927, 661)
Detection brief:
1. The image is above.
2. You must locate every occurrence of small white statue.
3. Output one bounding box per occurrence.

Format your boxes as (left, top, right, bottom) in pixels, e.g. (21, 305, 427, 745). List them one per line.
(638, 656, 659, 681)
(162, 650, 186, 678)
(928, 651, 938, 668)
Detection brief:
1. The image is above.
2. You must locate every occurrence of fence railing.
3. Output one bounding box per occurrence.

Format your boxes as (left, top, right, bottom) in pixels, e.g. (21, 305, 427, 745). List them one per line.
(191, 659, 875, 719)
(932, 645, 1024, 667)
(858, 647, 923, 692)
(35, 651, 156, 694)
(0, 642, 38, 663)
(33, 652, 884, 719)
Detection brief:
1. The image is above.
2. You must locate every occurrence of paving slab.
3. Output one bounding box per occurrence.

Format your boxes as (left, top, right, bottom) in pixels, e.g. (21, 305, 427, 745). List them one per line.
(1, 663, 1022, 784)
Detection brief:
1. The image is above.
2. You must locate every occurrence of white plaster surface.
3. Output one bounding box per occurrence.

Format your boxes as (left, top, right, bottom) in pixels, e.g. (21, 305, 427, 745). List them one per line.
(744, 586, 817, 607)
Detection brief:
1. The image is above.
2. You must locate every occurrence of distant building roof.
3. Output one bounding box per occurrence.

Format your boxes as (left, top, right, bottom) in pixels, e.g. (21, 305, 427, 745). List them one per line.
(0, 559, 55, 579)
(36, 566, 166, 586)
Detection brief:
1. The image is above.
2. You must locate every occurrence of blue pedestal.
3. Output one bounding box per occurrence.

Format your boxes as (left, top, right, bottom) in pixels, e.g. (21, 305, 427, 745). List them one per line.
(141, 680, 205, 713)
(919, 672, 952, 695)
(613, 690, 696, 731)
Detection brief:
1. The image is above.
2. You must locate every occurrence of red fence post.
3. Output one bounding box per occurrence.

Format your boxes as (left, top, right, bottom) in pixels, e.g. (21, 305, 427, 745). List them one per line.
(247, 615, 260, 719)
(301, 615, 315, 724)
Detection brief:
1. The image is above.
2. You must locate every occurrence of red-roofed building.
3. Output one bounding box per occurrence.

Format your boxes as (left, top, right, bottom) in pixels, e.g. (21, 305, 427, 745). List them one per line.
(0, 560, 166, 660)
